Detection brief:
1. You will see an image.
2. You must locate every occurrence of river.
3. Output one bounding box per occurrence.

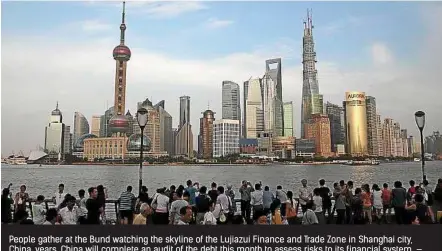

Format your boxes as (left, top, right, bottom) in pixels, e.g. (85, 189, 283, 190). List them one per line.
(1, 161, 440, 199)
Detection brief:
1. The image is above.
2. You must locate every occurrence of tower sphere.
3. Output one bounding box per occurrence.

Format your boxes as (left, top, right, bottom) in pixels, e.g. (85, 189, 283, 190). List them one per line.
(113, 45, 131, 61)
(127, 133, 151, 152)
(108, 114, 129, 133)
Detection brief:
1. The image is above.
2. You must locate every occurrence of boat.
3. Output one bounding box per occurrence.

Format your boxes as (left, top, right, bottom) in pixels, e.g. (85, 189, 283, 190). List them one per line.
(343, 159, 380, 166)
(6, 155, 28, 165)
(414, 158, 420, 162)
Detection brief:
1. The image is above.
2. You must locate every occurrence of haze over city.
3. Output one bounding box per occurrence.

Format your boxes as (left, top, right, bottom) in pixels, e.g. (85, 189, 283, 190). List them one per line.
(2, 1, 442, 156)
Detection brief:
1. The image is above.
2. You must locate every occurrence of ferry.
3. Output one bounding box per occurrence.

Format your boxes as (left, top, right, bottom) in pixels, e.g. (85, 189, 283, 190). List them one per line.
(343, 159, 380, 166)
(6, 155, 28, 165)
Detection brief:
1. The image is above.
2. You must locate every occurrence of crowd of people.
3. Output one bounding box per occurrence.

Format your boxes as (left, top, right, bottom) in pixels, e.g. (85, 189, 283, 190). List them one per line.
(1, 177, 442, 225)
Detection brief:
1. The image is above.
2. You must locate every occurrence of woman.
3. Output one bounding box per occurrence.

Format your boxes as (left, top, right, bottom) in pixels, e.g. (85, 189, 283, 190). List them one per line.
(405, 194, 434, 224)
(136, 186, 149, 214)
(96, 185, 107, 224)
(285, 191, 297, 225)
(313, 188, 325, 224)
(361, 184, 372, 224)
(351, 188, 364, 224)
(372, 184, 383, 223)
(1, 187, 13, 224)
(14, 185, 29, 213)
(151, 188, 170, 225)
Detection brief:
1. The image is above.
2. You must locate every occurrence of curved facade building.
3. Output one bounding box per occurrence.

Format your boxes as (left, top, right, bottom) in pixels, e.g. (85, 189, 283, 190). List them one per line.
(74, 134, 98, 152)
(344, 91, 368, 156)
(73, 112, 90, 144)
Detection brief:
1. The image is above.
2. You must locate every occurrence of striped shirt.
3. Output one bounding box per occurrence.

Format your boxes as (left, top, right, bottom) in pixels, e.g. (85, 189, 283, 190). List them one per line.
(119, 191, 135, 211)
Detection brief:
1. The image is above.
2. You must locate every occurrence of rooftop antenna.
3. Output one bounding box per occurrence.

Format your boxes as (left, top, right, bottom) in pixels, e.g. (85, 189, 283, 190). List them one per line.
(207, 101, 210, 110)
(56, 101, 59, 110)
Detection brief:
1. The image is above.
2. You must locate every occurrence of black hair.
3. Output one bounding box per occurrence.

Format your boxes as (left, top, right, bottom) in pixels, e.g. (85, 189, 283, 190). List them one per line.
(179, 206, 189, 216)
(264, 186, 269, 191)
(127, 186, 132, 192)
(211, 182, 217, 188)
(383, 183, 388, 189)
(199, 186, 207, 194)
(394, 181, 402, 188)
(409, 180, 415, 186)
(183, 190, 190, 198)
(319, 179, 325, 186)
(59, 184, 64, 188)
(88, 187, 96, 194)
(217, 186, 225, 194)
(187, 180, 192, 186)
(37, 195, 45, 201)
(78, 189, 85, 197)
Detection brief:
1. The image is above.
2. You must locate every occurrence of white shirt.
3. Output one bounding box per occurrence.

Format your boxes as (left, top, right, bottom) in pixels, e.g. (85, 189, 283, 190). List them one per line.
(154, 193, 170, 213)
(373, 190, 383, 208)
(213, 194, 232, 218)
(313, 195, 322, 213)
(54, 192, 66, 207)
(299, 186, 312, 205)
(32, 203, 46, 225)
(203, 211, 217, 225)
(59, 206, 81, 225)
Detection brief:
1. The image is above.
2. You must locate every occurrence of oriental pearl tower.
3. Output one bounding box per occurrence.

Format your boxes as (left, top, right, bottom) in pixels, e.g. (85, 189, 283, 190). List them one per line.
(108, 1, 131, 136)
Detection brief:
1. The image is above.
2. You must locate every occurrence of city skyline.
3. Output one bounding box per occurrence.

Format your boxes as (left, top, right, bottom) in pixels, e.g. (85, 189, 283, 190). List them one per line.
(2, 1, 442, 155)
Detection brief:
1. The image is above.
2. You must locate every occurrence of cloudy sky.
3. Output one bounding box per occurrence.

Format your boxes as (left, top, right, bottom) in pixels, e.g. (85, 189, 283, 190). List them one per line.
(2, 1, 442, 156)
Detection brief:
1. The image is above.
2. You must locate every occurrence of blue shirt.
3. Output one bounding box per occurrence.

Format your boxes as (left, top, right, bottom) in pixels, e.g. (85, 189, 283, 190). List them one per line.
(185, 187, 197, 205)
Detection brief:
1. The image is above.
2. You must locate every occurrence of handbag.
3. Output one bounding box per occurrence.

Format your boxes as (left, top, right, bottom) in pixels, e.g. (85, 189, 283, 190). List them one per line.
(286, 201, 298, 219)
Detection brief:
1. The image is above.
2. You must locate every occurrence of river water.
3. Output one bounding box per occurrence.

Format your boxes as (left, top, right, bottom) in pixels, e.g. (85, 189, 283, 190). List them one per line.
(1, 162, 441, 199)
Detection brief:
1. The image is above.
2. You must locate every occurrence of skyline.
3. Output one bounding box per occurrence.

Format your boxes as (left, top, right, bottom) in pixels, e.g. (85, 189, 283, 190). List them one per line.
(2, 1, 442, 155)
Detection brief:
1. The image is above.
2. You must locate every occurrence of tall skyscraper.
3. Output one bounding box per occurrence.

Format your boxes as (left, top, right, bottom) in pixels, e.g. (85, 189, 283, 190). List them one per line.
(99, 107, 114, 137)
(213, 119, 240, 158)
(283, 101, 294, 137)
(73, 112, 90, 144)
(45, 102, 65, 154)
(301, 10, 324, 138)
(343, 91, 368, 156)
(325, 102, 344, 152)
(154, 101, 173, 155)
(175, 96, 193, 157)
(63, 125, 71, 154)
(179, 96, 191, 127)
(108, 2, 131, 135)
(135, 99, 161, 153)
(244, 77, 264, 139)
(365, 96, 378, 156)
(125, 110, 134, 136)
(376, 114, 384, 156)
(265, 59, 284, 137)
(199, 110, 215, 159)
(91, 116, 101, 136)
(222, 81, 241, 122)
(382, 118, 395, 157)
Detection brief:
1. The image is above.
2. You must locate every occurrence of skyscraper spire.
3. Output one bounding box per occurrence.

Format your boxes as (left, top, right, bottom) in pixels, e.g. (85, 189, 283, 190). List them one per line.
(120, 1, 126, 45)
(56, 101, 59, 110)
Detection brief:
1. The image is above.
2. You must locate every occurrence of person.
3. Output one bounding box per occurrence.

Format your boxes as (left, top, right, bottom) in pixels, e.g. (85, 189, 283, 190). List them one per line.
(333, 183, 346, 224)
(302, 201, 318, 225)
(275, 185, 288, 217)
(351, 188, 364, 224)
(58, 195, 81, 225)
(208, 182, 219, 203)
(372, 184, 383, 223)
(202, 202, 217, 225)
(1, 187, 13, 224)
(251, 183, 264, 221)
(118, 186, 136, 225)
(169, 190, 189, 225)
(214, 186, 232, 224)
(77, 189, 88, 224)
(133, 203, 152, 225)
(318, 179, 332, 223)
(14, 209, 29, 224)
(345, 181, 354, 224)
(195, 186, 211, 224)
(407, 180, 416, 202)
(361, 184, 372, 224)
(391, 181, 407, 224)
(432, 178, 442, 222)
(43, 208, 59, 225)
(381, 183, 392, 223)
(32, 195, 46, 225)
(422, 180, 433, 206)
(185, 180, 197, 205)
(313, 188, 325, 224)
(263, 186, 274, 214)
(97, 185, 108, 224)
(413, 193, 434, 224)
(135, 186, 149, 214)
(299, 179, 312, 213)
(239, 180, 253, 222)
(285, 191, 297, 225)
(177, 206, 193, 225)
(53, 184, 66, 209)
(86, 187, 102, 224)
(151, 188, 170, 225)
(14, 185, 29, 212)
(225, 184, 236, 212)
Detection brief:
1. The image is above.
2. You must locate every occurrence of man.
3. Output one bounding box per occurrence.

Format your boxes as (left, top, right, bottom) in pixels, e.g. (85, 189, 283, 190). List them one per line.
(263, 186, 274, 214)
(177, 206, 192, 225)
(185, 180, 197, 205)
(345, 181, 354, 224)
(86, 187, 102, 224)
(226, 184, 236, 212)
(133, 203, 152, 225)
(299, 179, 312, 213)
(58, 195, 81, 225)
(318, 179, 331, 223)
(32, 195, 46, 225)
(53, 184, 66, 209)
(118, 186, 136, 225)
(208, 182, 219, 203)
(239, 180, 253, 221)
(169, 190, 189, 225)
(195, 186, 211, 224)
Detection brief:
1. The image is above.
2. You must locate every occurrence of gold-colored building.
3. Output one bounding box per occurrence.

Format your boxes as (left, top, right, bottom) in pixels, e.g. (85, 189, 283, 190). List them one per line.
(343, 91, 368, 156)
(305, 114, 332, 157)
(272, 136, 295, 158)
(91, 116, 101, 136)
(83, 136, 128, 160)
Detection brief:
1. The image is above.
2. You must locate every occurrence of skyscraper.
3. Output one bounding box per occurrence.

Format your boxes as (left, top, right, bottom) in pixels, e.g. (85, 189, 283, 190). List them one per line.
(301, 10, 323, 138)
(265, 58, 284, 137)
(222, 81, 241, 122)
(154, 101, 173, 155)
(244, 77, 264, 139)
(135, 99, 161, 153)
(45, 102, 65, 154)
(99, 107, 114, 137)
(325, 102, 344, 152)
(108, 1, 131, 135)
(376, 114, 384, 156)
(91, 116, 101, 136)
(73, 112, 90, 145)
(343, 91, 368, 156)
(213, 119, 240, 158)
(199, 110, 215, 159)
(305, 114, 332, 157)
(179, 96, 191, 127)
(283, 102, 294, 137)
(63, 125, 71, 155)
(365, 96, 378, 156)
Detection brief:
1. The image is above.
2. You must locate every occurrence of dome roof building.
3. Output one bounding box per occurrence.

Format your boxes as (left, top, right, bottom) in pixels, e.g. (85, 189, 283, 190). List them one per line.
(74, 134, 98, 152)
(127, 133, 151, 152)
(108, 114, 130, 134)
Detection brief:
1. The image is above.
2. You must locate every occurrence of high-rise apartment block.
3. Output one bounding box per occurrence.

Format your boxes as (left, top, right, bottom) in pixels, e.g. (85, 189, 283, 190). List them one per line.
(73, 112, 90, 144)
(264, 59, 284, 137)
(365, 96, 378, 156)
(175, 96, 193, 158)
(199, 110, 215, 159)
(325, 102, 344, 152)
(45, 103, 69, 156)
(283, 102, 293, 137)
(343, 92, 368, 156)
(213, 119, 240, 158)
(244, 77, 264, 139)
(91, 116, 101, 136)
(222, 81, 241, 121)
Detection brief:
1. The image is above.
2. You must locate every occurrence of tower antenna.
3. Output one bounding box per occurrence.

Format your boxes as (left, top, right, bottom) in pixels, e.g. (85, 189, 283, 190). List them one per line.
(56, 101, 59, 110)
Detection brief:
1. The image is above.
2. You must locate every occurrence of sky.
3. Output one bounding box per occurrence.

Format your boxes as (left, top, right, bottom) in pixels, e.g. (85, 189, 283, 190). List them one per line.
(1, 1, 442, 156)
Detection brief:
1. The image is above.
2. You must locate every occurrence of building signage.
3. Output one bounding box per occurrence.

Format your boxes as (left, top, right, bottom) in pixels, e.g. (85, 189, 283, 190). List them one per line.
(345, 92, 366, 101)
